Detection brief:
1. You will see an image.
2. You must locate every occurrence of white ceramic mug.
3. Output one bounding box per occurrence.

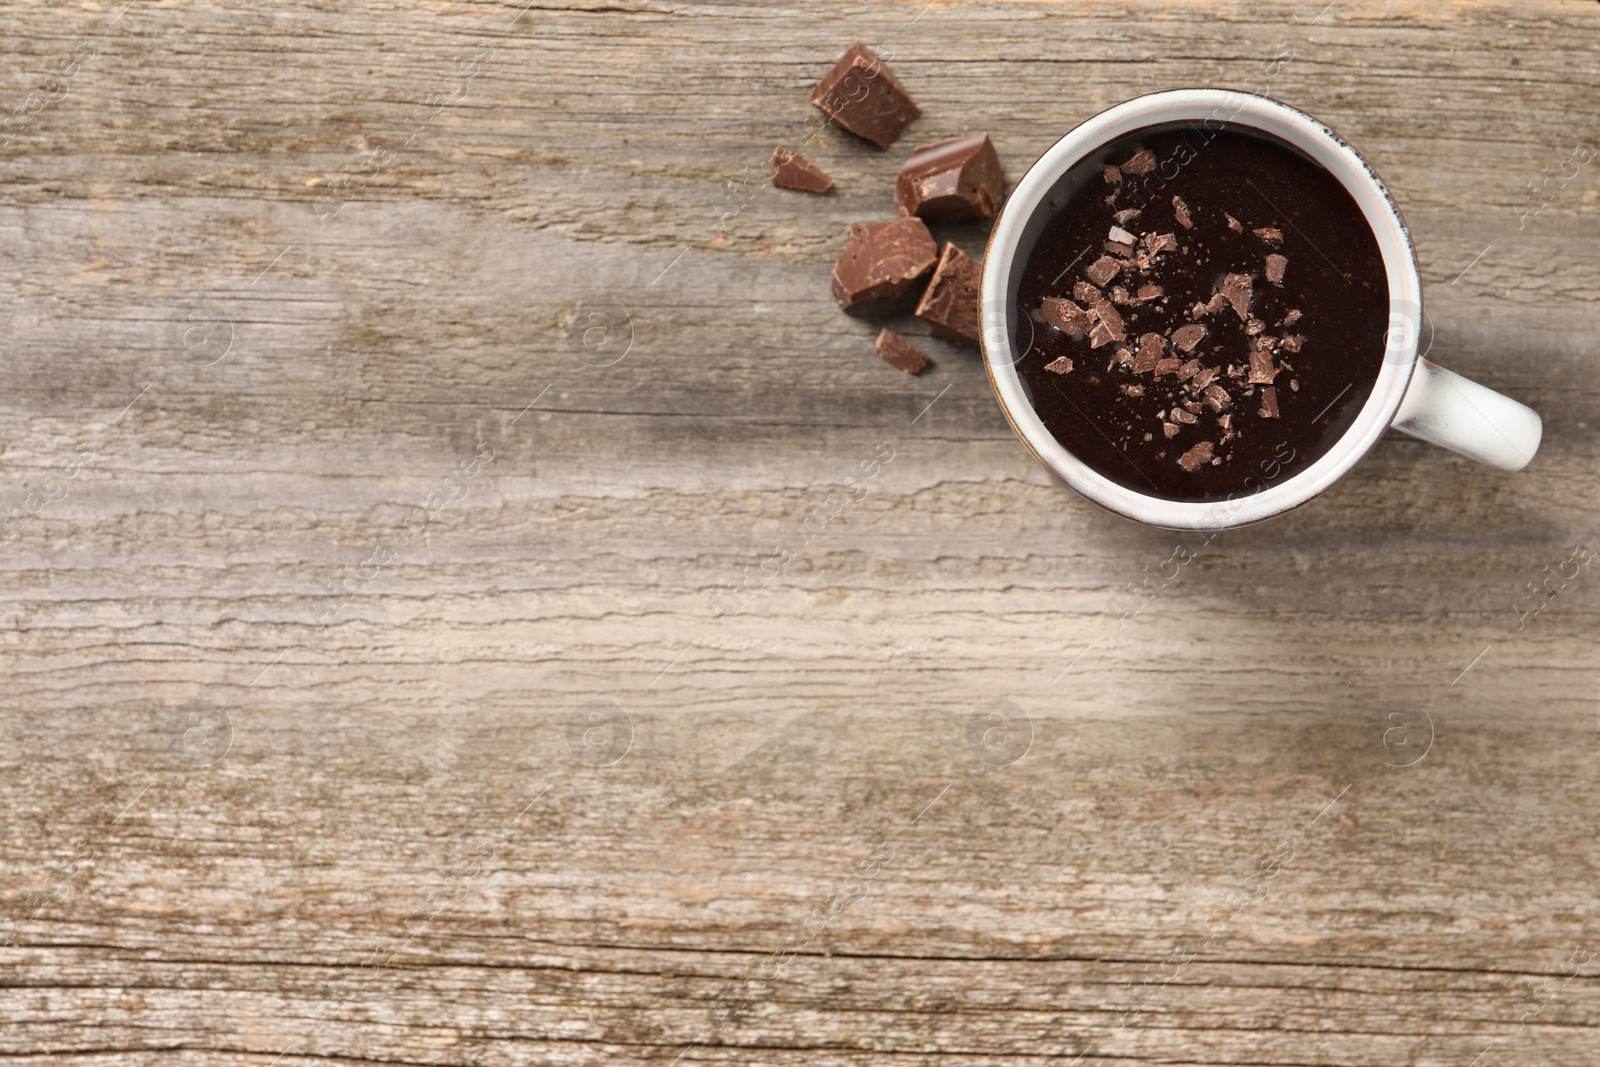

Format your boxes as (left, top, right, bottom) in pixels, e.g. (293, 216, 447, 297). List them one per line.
(980, 89, 1542, 530)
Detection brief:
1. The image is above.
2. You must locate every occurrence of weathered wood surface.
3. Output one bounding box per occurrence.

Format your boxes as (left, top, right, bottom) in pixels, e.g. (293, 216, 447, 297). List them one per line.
(2, 1, 1599, 1063)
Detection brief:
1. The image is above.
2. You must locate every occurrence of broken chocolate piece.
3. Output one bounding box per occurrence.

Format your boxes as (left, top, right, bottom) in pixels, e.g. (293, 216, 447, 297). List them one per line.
(1265, 253, 1288, 285)
(1177, 441, 1214, 471)
(1248, 348, 1277, 385)
(1170, 323, 1207, 352)
(1154, 357, 1183, 378)
(1258, 386, 1280, 418)
(1108, 224, 1136, 245)
(1162, 422, 1180, 438)
(1136, 283, 1164, 302)
(770, 148, 833, 193)
(1282, 308, 1302, 327)
(1225, 213, 1242, 233)
(1279, 334, 1304, 352)
(810, 43, 920, 149)
(1041, 296, 1091, 336)
(1089, 299, 1125, 343)
(1044, 356, 1074, 374)
(1073, 280, 1101, 306)
(1103, 164, 1122, 184)
(1254, 226, 1284, 246)
(1170, 406, 1197, 424)
(1177, 359, 1201, 381)
(1085, 255, 1122, 287)
(874, 328, 931, 374)
(1191, 367, 1219, 390)
(1122, 149, 1156, 175)
(1220, 273, 1254, 321)
(1172, 196, 1192, 229)
(915, 242, 981, 346)
(831, 217, 938, 309)
(1144, 232, 1178, 255)
(1114, 207, 1142, 223)
(895, 133, 1006, 221)
(1202, 384, 1231, 411)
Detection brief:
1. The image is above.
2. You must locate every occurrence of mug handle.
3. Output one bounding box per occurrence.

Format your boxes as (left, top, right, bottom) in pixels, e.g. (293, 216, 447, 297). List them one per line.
(1391, 359, 1542, 471)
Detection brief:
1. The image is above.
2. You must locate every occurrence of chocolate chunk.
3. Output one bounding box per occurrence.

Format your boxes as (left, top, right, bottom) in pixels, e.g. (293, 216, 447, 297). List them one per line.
(810, 43, 920, 149)
(1104, 164, 1123, 184)
(1191, 366, 1219, 390)
(1265, 253, 1288, 285)
(1111, 285, 1132, 305)
(1258, 386, 1280, 418)
(1122, 149, 1156, 175)
(1172, 196, 1193, 229)
(1085, 255, 1122, 287)
(1202, 384, 1231, 411)
(831, 217, 938, 309)
(1041, 296, 1091, 336)
(1177, 359, 1201, 381)
(1170, 406, 1197, 424)
(1282, 308, 1302, 327)
(874, 328, 931, 374)
(1073, 280, 1101, 305)
(1170, 323, 1207, 352)
(1136, 283, 1164, 302)
(1132, 333, 1164, 373)
(1163, 422, 1180, 438)
(1220, 273, 1254, 321)
(895, 133, 1006, 220)
(1154, 357, 1183, 378)
(1248, 348, 1277, 384)
(1225, 213, 1243, 233)
(1218, 413, 1232, 430)
(1204, 292, 1228, 315)
(1044, 356, 1074, 374)
(915, 242, 981, 346)
(1088, 299, 1125, 343)
(1254, 226, 1284, 246)
(1177, 441, 1214, 471)
(770, 148, 833, 193)
(1144, 232, 1178, 255)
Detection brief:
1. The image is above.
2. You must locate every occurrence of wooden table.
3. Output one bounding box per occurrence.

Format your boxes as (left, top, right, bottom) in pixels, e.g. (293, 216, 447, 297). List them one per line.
(2, 1, 1597, 1063)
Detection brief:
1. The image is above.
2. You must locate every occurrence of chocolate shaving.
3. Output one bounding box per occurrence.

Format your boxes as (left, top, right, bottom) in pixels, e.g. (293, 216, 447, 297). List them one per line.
(1085, 255, 1122, 287)
(1225, 213, 1243, 233)
(1279, 334, 1303, 352)
(1177, 441, 1214, 471)
(1170, 407, 1197, 424)
(1265, 253, 1288, 285)
(1044, 356, 1074, 375)
(1162, 422, 1180, 438)
(1041, 296, 1091, 335)
(1172, 196, 1192, 229)
(1073, 280, 1101, 305)
(1282, 308, 1302, 327)
(1114, 207, 1142, 223)
(1144, 232, 1178, 255)
(1122, 149, 1156, 175)
(1191, 367, 1218, 390)
(1253, 226, 1284, 246)
(1202, 384, 1231, 411)
(1248, 348, 1277, 385)
(1103, 164, 1122, 184)
(1154, 357, 1183, 378)
(1220, 273, 1253, 321)
(1258, 386, 1280, 418)
(1132, 334, 1163, 373)
(874, 328, 931, 374)
(1171, 323, 1207, 352)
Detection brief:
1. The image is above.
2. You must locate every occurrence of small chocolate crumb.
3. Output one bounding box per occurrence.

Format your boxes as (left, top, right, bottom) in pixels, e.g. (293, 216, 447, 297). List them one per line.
(1246, 317, 1266, 336)
(1253, 226, 1284, 246)
(1279, 334, 1303, 353)
(1111, 285, 1132, 305)
(1122, 149, 1156, 175)
(1205, 291, 1229, 315)
(1218, 413, 1232, 430)
(1122, 383, 1144, 396)
(1041, 297, 1091, 335)
(1044, 356, 1074, 375)
(1177, 441, 1214, 471)
(1172, 196, 1193, 229)
(1171, 407, 1197, 424)
(1225, 213, 1243, 233)
(1282, 308, 1302, 326)
(1103, 164, 1122, 184)
(1114, 207, 1142, 223)
(1290, 379, 1300, 392)
(1258, 386, 1280, 418)
(1085, 255, 1122, 287)
(874, 328, 931, 374)
(1265, 253, 1288, 285)
(1163, 422, 1180, 438)
(1171, 323, 1207, 352)
(1073, 280, 1101, 306)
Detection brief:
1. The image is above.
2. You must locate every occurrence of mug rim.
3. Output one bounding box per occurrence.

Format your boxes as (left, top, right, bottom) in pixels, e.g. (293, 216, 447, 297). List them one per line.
(980, 88, 1422, 530)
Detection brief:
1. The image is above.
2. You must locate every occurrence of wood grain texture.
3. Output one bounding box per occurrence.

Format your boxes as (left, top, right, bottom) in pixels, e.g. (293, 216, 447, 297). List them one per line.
(1, 1, 1599, 1063)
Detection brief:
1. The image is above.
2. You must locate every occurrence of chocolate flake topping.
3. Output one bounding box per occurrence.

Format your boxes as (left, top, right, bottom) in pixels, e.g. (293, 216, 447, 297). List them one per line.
(1248, 348, 1277, 384)
(1041, 296, 1091, 335)
(1265, 253, 1288, 285)
(1171, 323, 1207, 352)
(1220, 273, 1253, 321)
(1254, 226, 1284, 246)
(1044, 356, 1074, 374)
(1258, 386, 1280, 418)
(1103, 164, 1123, 184)
(1085, 255, 1122, 287)
(1177, 441, 1214, 471)
(1225, 213, 1243, 233)
(1122, 149, 1157, 175)
(1172, 196, 1193, 229)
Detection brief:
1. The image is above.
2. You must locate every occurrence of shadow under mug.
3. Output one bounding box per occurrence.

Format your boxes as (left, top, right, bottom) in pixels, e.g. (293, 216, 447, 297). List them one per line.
(979, 89, 1542, 531)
